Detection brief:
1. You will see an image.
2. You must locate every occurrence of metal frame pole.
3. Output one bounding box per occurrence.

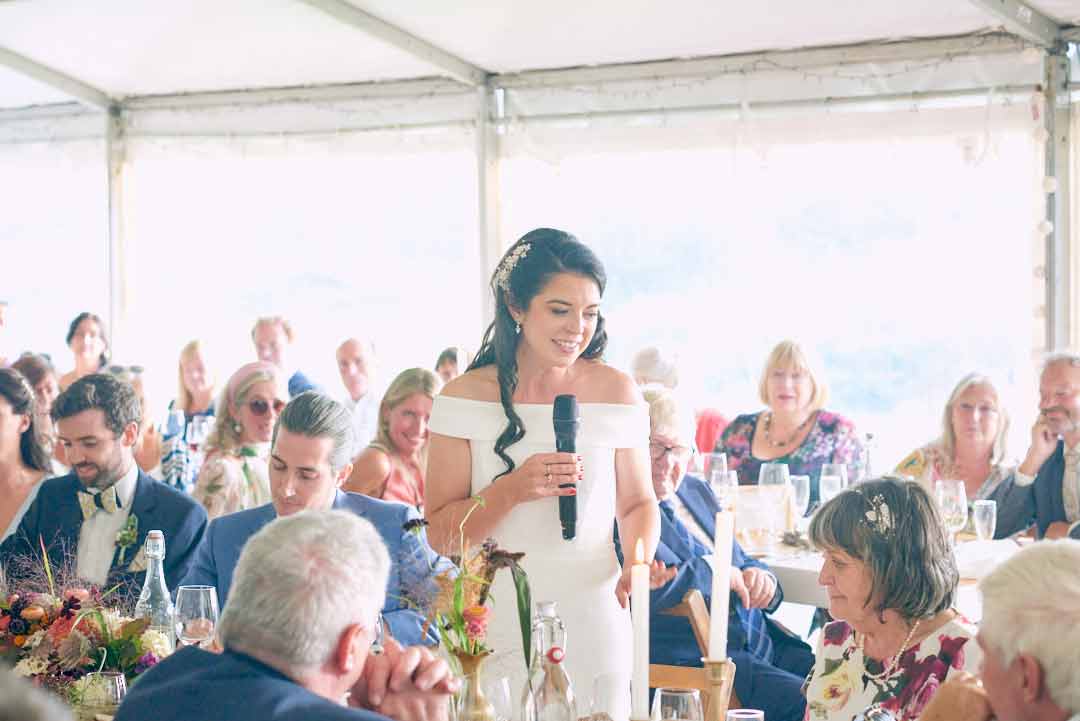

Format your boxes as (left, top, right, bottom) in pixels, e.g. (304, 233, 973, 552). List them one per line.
(476, 81, 503, 330)
(105, 106, 126, 360)
(1045, 47, 1072, 350)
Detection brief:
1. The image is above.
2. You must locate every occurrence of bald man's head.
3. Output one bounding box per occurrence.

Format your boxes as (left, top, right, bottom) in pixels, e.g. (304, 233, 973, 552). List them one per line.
(336, 338, 376, 401)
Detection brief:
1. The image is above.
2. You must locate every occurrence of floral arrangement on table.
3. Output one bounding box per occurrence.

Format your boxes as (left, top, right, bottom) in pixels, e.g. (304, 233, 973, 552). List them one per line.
(0, 541, 170, 705)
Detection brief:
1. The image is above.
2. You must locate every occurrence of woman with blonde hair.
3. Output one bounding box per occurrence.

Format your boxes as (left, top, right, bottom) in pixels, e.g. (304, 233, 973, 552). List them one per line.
(191, 362, 286, 519)
(345, 367, 441, 508)
(161, 340, 217, 491)
(716, 339, 864, 506)
(895, 373, 1029, 536)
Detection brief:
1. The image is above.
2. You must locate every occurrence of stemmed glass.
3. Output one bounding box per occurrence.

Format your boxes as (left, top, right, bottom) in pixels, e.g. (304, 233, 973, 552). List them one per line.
(704, 453, 728, 484)
(589, 672, 629, 721)
(175, 585, 220, 649)
(186, 415, 212, 453)
(757, 462, 790, 486)
(972, 499, 997, 541)
(935, 480, 969, 542)
(819, 463, 848, 505)
(712, 470, 739, 513)
(790, 474, 811, 529)
(651, 688, 703, 721)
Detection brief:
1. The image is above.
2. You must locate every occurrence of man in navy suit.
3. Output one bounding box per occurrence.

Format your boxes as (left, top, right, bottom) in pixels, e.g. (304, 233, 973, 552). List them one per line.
(1, 374, 207, 594)
(117, 509, 458, 721)
(182, 391, 449, 646)
(619, 391, 813, 721)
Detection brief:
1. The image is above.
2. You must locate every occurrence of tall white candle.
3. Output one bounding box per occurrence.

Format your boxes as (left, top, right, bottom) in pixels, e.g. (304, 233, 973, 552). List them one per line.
(708, 511, 734, 659)
(631, 538, 649, 719)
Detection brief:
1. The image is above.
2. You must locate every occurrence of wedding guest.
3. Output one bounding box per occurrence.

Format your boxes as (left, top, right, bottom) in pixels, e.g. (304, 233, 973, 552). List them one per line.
(58, 312, 109, 390)
(1011, 352, 1080, 538)
(118, 510, 458, 721)
(716, 339, 864, 506)
(191, 362, 286, 520)
(252, 316, 319, 397)
(803, 477, 980, 721)
(182, 391, 448, 645)
(10, 353, 63, 472)
(1, 374, 207, 592)
(345, 369, 440, 509)
(621, 389, 812, 721)
(895, 373, 1031, 536)
(161, 340, 217, 491)
(0, 369, 51, 541)
(426, 228, 664, 706)
(0, 668, 73, 721)
(434, 347, 468, 385)
(107, 366, 163, 478)
(694, 407, 729, 458)
(337, 337, 379, 446)
(915, 540, 1080, 721)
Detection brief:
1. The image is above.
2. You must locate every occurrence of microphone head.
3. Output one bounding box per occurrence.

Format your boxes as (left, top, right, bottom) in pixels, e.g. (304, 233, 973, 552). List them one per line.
(553, 394, 579, 422)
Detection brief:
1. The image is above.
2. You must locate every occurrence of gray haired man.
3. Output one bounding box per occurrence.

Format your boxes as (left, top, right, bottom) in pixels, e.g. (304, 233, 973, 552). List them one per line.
(182, 391, 450, 645)
(117, 510, 457, 721)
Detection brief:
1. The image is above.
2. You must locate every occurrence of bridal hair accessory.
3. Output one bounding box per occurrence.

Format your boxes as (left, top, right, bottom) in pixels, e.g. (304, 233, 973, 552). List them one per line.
(494, 243, 531, 292)
(861, 493, 893, 537)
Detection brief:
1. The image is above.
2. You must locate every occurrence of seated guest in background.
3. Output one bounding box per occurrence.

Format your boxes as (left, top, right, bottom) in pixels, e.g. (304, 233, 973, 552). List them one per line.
(630, 345, 679, 390)
(917, 540, 1080, 721)
(161, 339, 216, 491)
(252, 315, 319, 397)
(1012, 352, 1080, 539)
(58, 312, 109, 390)
(118, 510, 457, 721)
(183, 391, 448, 645)
(191, 362, 285, 520)
(107, 365, 163, 478)
(10, 353, 63, 471)
(433, 347, 469, 385)
(626, 390, 812, 721)
(804, 476, 980, 721)
(337, 337, 379, 445)
(345, 369, 440, 509)
(694, 407, 729, 459)
(1, 374, 207, 592)
(0, 668, 73, 721)
(716, 339, 864, 506)
(0, 369, 51, 541)
(895, 372, 1031, 537)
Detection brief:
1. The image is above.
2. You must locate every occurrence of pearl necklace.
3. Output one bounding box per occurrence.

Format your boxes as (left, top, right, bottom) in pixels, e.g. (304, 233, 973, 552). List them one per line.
(857, 619, 922, 682)
(762, 411, 816, 448)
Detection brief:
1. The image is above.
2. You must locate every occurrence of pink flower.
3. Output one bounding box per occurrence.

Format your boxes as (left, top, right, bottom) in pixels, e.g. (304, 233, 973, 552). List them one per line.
(910, 674, 941, 718)
(823, 621, 852, 647)
(462, 605, 491, 641)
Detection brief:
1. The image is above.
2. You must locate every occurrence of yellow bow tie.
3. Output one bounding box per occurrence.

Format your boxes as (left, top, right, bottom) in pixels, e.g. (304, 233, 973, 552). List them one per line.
(77, 487, 121, 521)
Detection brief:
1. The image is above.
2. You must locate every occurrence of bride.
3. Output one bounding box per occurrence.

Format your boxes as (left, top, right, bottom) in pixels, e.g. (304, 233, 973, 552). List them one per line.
(426, 228, 666, 716)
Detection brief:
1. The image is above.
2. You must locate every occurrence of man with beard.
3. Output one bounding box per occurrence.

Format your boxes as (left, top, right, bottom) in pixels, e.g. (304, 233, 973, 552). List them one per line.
(1013, 353, 1080, 539)
(0, 374, 206, 590)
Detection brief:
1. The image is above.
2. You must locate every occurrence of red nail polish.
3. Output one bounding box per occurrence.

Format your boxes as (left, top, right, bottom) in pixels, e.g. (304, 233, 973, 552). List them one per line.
(569, 489, 577, 495)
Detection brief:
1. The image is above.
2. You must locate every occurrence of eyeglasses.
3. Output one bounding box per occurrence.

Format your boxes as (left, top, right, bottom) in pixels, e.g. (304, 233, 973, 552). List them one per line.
(370, 614, 385, 656)
(649, 440, 692, 460)
(248, 398, 286, 416)
(107, 364, 144, 376)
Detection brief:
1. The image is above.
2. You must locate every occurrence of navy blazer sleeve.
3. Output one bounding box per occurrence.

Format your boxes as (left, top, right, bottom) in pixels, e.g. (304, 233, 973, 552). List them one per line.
(179, 516, 221, 592)
(160, 495, 209, 590)
(385, 504, 453, 647)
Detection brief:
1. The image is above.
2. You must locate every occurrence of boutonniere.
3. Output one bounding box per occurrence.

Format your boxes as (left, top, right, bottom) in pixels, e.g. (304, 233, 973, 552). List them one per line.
(116, 515, 139, 565)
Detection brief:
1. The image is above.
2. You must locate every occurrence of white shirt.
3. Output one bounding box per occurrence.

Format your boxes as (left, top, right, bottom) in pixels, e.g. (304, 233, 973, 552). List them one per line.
(76, 462, 138, 586)
(347, 392, 379, 451)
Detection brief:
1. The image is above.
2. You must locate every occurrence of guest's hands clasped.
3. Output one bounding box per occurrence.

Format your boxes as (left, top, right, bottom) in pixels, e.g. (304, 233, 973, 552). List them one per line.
(351, 638, 459, 721)
(510, 452, 582, 504)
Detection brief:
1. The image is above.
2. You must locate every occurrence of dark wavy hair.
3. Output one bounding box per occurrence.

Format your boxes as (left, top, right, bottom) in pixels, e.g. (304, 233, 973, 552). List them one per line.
(65, 312, 110, 370)
(469, 228, 608, 479)
(0, 368, 51, 472)
(809, 476, 958, 622)
(52, 373, 141, 437)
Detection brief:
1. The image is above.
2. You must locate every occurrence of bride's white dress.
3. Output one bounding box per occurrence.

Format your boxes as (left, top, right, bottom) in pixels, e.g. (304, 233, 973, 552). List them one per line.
(429, 396, 649, 719)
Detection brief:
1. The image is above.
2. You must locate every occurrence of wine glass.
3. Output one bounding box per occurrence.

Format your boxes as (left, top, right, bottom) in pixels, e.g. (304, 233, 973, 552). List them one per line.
(704, 453, 728, 484)
(651, 688, 703, 721)
(972, 499, 997, 541)
(186, 415, 212, 453)
(175, 585, 219, 648)
(713, 470, 739, 513)
(481, 675, 513, 721)
(726, 712, 765, 721)
(80, 671, 127, 712)
(819, 463, 848, 505)
(935, 480, 968, 541)
(757, 462, 789, 486)
(790, 475, 811, 518)
(590, 672, 629, 721)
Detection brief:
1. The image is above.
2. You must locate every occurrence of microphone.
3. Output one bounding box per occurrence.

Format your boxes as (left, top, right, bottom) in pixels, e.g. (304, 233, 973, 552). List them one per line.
(553, 394, 579, 541)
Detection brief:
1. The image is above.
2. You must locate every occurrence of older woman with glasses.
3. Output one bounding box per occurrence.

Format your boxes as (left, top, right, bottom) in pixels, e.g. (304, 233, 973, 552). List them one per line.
(804, 476, 980, 721)
(192, 362, 287, 519)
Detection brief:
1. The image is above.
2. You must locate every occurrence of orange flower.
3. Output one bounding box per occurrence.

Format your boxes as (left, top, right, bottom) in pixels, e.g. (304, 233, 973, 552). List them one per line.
(20, 606, 46, 622)
(13, 635, 26, 647)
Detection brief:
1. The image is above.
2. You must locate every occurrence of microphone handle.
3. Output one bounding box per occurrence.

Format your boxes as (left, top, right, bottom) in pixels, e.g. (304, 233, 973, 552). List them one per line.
(555, 434, 577, 540)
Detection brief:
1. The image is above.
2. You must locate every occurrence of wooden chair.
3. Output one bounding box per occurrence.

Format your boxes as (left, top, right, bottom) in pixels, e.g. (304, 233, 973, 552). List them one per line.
(648, 589, 742, 713)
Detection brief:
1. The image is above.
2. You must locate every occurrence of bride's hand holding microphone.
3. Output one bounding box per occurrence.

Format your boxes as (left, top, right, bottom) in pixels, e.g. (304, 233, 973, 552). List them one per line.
(508, 452, 581, 504)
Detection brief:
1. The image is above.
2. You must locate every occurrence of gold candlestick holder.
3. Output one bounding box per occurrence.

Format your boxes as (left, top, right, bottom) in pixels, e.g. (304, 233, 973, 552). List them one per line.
(701, 656, 737, 721)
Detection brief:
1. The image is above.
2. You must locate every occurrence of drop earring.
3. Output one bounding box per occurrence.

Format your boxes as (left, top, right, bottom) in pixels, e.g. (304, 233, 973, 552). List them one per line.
(515, 322, 521, 335)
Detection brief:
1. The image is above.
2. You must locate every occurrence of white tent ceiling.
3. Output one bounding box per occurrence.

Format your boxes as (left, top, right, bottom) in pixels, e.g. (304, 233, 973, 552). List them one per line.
(0, 0, 1078, 111)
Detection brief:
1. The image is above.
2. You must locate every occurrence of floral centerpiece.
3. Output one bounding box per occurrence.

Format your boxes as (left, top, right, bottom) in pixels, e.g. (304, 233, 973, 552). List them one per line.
(0, 540, 170, 709)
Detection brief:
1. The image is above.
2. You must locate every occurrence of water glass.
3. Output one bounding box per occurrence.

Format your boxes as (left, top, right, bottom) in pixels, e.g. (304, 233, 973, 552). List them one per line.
(726, 712, 765, 721)
(705, 453, 728, 485)
(651, 688, 703, 721)
(175, 585, 220, 648)
(972, 499, 997, 541)
(481, 675, 513, 721)
(713, 470, 739, 512)
(935, 480, 968, 538)
(79, 671, 127, 711)
(757, 462, 789, 486)
(790, 475, 811, 517)
(186, 415, 212, 450)
(589, 672, 629, 721)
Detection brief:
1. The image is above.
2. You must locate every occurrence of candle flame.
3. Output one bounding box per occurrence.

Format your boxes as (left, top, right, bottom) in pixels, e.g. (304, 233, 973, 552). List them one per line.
(634, 538, 645, 564)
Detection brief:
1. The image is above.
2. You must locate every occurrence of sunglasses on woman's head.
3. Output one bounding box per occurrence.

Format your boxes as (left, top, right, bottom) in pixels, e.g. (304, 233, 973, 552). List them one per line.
(248, 398, 285, 416)
(107, 364, 144, 376)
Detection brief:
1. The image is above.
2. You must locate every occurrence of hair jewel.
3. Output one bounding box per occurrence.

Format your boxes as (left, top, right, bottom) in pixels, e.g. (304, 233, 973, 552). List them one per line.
(861, 493, 893, 537)
(494, 242, 531, 292)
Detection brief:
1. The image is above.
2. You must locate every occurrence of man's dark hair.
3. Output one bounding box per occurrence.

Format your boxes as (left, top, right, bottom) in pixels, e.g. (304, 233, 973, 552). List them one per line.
(51, 373, 140, 436)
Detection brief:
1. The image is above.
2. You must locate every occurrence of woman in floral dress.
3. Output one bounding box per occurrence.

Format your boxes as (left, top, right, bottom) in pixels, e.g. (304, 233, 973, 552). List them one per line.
(803, 477, 980, 721)
(716, 340, 864, 507)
